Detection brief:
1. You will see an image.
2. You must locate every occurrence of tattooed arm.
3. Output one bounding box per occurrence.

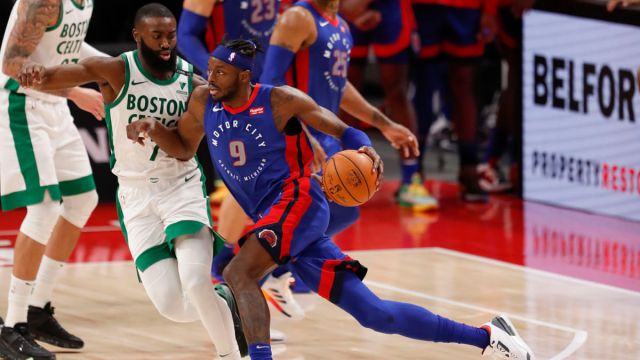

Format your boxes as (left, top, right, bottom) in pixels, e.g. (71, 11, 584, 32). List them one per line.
(1, 0, 72, 97)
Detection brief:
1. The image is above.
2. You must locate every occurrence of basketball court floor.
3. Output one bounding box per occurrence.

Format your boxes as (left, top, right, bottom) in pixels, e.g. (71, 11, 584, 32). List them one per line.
(1, 179, 639, 359)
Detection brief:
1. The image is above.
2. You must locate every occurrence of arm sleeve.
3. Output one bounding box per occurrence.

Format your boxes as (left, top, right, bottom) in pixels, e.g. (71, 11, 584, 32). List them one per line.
(259, 44, 295, 86)
(177, 8, 211, 76)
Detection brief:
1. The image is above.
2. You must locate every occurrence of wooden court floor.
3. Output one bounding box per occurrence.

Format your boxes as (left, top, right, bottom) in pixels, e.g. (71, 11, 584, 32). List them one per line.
(0, 248, 638, 359)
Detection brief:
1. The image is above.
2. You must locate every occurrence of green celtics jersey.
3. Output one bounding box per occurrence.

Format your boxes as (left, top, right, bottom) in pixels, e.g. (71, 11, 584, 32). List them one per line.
(105, 50, 196, 181)
(0, 0, 94, 102)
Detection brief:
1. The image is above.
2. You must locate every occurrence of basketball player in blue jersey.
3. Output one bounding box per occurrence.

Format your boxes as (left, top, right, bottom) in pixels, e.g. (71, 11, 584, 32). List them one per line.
(261, 0, 423, 238)
(126, 39, 535, 360)
(178, 0, 307, 323)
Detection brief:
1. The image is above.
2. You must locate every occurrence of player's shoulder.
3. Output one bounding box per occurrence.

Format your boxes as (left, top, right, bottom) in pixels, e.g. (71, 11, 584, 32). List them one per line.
(279, 3, 315, 28)
(190, 85, 211, 105)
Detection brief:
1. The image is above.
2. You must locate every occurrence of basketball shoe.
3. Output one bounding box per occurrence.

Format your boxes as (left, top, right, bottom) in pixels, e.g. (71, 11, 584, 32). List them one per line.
(214, 283, 249, 357)
(28, 302, 83, 349)
(397, 174, 439, 211)
(481, 315, 535, 359)
(262, 272, 305, 320)
(477, 163, 512, 193)
(0, 322, 55, 360)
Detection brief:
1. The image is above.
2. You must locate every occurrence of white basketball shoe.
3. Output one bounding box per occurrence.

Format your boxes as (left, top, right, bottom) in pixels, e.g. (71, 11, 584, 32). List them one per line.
(262, 272, 305, 320)
(481, 315, 535, 360)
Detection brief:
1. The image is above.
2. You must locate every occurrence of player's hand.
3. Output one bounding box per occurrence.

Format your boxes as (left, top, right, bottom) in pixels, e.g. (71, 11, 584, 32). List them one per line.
(353, 10, 382, 32)
(358, 146, 383, 190)
(126, 118, 156, 146)
(380, 122, 419, 158)
(477, 13, 497, 44)
(607, 0, 640, 11)
(308, 134, 327, 174)
(68, 87, 105, 120)
(18, 61, 46, 89)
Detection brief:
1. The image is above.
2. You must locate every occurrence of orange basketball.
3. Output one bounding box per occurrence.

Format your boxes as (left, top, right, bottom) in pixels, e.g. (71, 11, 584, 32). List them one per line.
(322, 150, 378, 207)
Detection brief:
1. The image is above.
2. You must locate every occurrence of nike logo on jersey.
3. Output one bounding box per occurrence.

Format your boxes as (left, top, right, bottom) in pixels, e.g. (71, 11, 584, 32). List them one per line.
(131, 80, 148, 86)
(319, 20, 330, 27)
(212, 105, 224, 112)
(185, 174, 196, 183)
(65, 9, 74, 14)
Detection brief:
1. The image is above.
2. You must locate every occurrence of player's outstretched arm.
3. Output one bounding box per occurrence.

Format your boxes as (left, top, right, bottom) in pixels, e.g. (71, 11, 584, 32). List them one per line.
(126, 85, 208, 161)
(18, 56, 123, 90)
(271, 85, 383, 176)
(340, 81, 419, 158)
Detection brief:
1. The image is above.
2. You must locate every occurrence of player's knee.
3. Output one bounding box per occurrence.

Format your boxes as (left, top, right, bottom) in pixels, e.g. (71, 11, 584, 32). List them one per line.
(353, 302, 396, 333)
(151, 290, 192, 323)
(222, 260, 253, 289)
(178, 262, 210, 293)
(60, 190, 98, 228)
(20, 200, 61, 245)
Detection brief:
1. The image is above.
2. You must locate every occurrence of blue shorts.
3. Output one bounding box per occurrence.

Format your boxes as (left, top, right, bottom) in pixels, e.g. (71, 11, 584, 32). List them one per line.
(349, 0, 414, 63)
(413, 3, 484, 60)
(497, 5, 521, 49)
(239, 179, 367, 304)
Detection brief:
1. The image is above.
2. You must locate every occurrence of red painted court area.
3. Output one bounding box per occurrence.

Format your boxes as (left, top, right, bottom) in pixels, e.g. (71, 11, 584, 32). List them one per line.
(1, 180, 639, 292)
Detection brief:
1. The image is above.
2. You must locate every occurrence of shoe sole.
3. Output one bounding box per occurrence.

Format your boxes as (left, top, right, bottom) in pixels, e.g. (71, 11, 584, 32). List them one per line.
(214, 284, 248, 357)
(30, 332, 83, 350)
(494, 315, 535, 359)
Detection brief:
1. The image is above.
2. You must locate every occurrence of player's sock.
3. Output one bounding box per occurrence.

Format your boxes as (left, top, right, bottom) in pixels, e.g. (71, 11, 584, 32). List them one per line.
(248, 343, 272, 360)
(336, 274, 489, 349)
(30, 256, 64, 308)
(401, 159, 420, 185)
(5, 275, 34, 327)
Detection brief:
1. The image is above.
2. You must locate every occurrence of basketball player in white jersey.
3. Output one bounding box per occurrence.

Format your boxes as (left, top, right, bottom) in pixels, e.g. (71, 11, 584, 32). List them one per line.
(0, 0, 105, 359)
(18, 4, 246, 359)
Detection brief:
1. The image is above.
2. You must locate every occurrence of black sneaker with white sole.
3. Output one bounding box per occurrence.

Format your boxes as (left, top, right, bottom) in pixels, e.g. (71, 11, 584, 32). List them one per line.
(28, 302, 83, 349)
(0, 322, 56, 360)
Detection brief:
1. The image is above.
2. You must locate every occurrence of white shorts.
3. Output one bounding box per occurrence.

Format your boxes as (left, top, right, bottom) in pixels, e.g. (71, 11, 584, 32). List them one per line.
(0, 90, 95, 211)
(116, 167, 222, 272)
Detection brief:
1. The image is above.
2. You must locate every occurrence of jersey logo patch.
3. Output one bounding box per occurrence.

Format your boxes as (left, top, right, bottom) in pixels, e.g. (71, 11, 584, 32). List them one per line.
(258, 229, 278, 248)
(131, 80, 148, 86)
(229, 52, 236, 62)
(249, 106, 264, 116)
(319, 20, 330, 27)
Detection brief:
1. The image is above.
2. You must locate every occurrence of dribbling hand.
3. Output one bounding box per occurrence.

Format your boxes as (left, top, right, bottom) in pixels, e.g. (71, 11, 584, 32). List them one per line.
(358, 146, 383, 190)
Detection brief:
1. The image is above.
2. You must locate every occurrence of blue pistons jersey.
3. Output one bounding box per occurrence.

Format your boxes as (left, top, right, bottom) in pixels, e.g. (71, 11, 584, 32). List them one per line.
(203, 84, 330, 248)
(286, 0, 352, 156)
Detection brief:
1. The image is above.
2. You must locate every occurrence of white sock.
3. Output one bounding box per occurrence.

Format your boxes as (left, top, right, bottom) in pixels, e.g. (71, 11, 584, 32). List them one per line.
(30, 256, 65, 308)
(5, 275, 35, 327)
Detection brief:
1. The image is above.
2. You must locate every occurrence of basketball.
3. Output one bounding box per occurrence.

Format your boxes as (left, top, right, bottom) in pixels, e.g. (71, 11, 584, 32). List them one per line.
(322, 150, 378, 207)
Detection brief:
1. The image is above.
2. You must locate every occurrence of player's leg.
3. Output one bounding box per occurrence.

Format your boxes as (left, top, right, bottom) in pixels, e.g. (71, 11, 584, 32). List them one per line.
(27, 111, 99, 349)
(0, 95, 62, 360)
(174, 227, 241, 359)
(212, 194, 248, 280)
(443, 7, 488, 202)
(223, 234, 277, 360)
(293, 238, 534, 359)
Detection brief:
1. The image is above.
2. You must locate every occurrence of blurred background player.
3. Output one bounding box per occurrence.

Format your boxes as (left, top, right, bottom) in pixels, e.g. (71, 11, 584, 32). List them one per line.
(412, 0, 498, 202)
(0, 0, 105, 359)
(126, 38, 536, 360)
(261, 0, 420, 242)
(477, 0, 533, 194)
(177, 0, 303, 334)
(340, 0, 438, 211)
(18, 4, 245, 359)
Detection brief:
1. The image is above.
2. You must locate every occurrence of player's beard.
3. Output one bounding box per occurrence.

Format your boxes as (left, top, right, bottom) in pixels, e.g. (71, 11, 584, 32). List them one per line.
(215, 79, 240, 102)
(139, 38, 177, 73)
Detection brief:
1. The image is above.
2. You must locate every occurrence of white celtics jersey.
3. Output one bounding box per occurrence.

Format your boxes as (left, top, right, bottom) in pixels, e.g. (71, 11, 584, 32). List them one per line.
(106, 50, 197, 182)
(0, 0, 94, 102)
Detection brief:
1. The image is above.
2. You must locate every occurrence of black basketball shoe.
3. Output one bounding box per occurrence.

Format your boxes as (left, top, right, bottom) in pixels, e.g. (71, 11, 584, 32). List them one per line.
(214, 283, 248, 357)
(0, 322, 56, 360)
(27, 302, 83, 349)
